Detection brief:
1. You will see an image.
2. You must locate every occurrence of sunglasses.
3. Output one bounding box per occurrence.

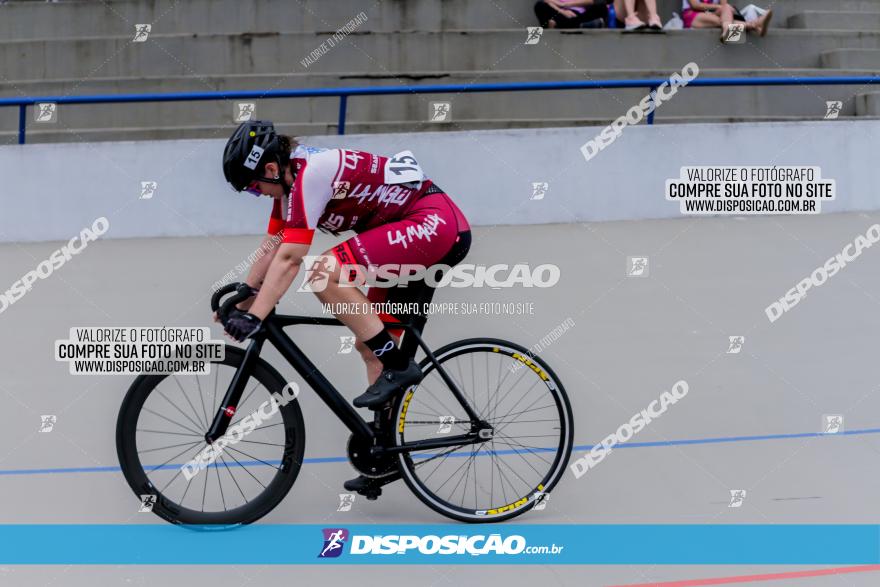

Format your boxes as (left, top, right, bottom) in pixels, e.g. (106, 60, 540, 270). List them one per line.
(241, 175, 284, 197)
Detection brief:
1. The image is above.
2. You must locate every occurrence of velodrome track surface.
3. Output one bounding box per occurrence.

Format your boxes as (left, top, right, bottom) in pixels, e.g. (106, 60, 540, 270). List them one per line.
(2, 214, 880, 585)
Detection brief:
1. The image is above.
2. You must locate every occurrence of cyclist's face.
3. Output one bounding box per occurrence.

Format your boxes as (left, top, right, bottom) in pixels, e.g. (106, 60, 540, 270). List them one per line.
(248, 162, 288, 199)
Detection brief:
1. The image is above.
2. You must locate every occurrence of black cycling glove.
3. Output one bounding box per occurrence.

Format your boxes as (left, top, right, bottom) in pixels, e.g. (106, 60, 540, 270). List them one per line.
(224, 310, 262, 342)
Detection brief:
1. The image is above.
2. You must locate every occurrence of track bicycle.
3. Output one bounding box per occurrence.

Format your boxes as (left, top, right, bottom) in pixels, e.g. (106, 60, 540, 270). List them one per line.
(116, 282, 573, 524)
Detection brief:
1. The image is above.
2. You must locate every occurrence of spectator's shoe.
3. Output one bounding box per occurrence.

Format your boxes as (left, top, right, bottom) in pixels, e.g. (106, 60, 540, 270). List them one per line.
(647, 15, 664, 32)
(623, 16, 647, 32)
(578, 17, 606, 29)
(353, 359, 422, 409)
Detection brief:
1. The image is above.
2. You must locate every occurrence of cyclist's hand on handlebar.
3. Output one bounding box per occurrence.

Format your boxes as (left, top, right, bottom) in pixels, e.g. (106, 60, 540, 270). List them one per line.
(236, 285, 260, 311)
(223, 309, 262, 342)
(213, 285, 259, 326)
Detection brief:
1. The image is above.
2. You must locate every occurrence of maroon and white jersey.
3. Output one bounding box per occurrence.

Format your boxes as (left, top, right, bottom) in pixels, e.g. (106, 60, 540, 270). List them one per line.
(267, 145, 432, 246)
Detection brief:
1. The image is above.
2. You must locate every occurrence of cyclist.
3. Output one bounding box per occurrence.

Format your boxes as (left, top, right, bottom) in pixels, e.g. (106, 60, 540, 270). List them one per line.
(219, 120, 471, 412)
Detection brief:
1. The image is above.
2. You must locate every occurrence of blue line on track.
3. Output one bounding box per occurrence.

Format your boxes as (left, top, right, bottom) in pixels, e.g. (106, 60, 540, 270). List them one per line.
(1, 427, 877, 477)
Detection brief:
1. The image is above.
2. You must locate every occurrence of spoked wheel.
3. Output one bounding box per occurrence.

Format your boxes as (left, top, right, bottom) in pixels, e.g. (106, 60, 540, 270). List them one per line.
(394, 338, 573, 523)
(116, 345, 305, 525)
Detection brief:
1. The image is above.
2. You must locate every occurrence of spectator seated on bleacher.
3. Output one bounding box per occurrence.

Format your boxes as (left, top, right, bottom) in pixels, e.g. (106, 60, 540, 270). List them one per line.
(533, 0, 612, 29)
(681, 0, 772, 41)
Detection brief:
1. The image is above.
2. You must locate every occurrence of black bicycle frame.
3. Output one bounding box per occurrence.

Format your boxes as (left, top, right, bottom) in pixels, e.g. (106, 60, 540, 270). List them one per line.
(205, 312, 491, 455)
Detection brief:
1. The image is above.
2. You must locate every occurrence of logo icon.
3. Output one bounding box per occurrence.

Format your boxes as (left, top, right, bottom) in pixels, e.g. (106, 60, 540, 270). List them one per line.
(722, 23, 745, 43)
(338, 335, 356, 354)
(822, 414, 843, 434)
(437, 415, 455, 434)
(34, 103, 57, 123)
(138, 494, 157, 512)
(533, 492, 550, 510)
(318, 528, 349, 558)
(524, 27, 543, 45)
(727, 336, 745, 354)
(140, 181, 158, 200)
(627, 256, 649, 277)
(429, 102, 452, 123)
(530, 182, 549, 201)
(234, 102, 256, 122)
(728, 489, 746, 508)
(133, 24, 151, 42)
(39, 415, 56, 433)
(337, 494, 355, 512)
(298, 255, 337, 292)
(331, 181, 350, 199)
(224, 406, 235, 417)
(824, 101, 843, 120)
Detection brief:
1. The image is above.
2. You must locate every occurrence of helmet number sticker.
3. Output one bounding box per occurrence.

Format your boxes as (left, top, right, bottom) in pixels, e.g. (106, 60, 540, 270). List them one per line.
(243, 144, 265, 170)
(384, 150, 424, 185)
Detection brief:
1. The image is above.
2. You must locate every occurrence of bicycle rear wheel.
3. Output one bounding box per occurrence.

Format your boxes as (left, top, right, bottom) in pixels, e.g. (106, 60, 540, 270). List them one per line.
(116, 344, 305, 525)
(394, 338, 573, 523)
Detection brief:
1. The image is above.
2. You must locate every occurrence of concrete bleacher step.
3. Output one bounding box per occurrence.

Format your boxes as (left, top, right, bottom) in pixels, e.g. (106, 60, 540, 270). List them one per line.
(3, 115, 870, 145)
(0, 0, 536, 39)
(4, 29, 879, 82)
(788, 11, 880, 30)
(0, 69, 866, 135)
(820, 49, 880, 69)
(855, 92, 880, 115)
(5, 0, 880, 39)
(4, 67, 869, 97)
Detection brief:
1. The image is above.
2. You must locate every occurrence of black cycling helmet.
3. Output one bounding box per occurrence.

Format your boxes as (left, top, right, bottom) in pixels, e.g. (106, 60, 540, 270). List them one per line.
(222, 120, 282, 191)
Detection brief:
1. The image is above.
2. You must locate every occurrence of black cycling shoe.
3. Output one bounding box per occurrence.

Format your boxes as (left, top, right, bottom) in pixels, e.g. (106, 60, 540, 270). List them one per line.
(343, 475, 372, 492)
(344, 471, 402, 500)
(353, 359, 422, 409)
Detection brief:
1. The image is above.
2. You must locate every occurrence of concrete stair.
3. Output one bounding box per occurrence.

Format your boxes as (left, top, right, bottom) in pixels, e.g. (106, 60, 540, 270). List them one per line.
(855, 91, 880, 114)
(0, 69, 870, 140)
(3, 0, 880, 142)
(821, 48, 880, 68)
(5, 0, 880, 38)
(5, 29, 880, 83)
(788, 11, 880, 30)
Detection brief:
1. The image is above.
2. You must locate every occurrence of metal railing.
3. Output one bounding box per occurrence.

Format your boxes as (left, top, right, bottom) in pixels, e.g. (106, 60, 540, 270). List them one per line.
(2, 76, 878, 144)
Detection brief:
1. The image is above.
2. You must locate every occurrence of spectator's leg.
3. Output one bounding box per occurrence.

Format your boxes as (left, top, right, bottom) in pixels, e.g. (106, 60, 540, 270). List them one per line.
(638, 0, 663, 28)
(578, 2, 610, 26)
(717, 3, 735, 40)
(534, 0, 584, 28)
(622, 0, 647, 28)
(613, 0, 627, 26)
(744, 8, 772, 36)
(689, 11, 723, 29)
(534, 1, 558, 28)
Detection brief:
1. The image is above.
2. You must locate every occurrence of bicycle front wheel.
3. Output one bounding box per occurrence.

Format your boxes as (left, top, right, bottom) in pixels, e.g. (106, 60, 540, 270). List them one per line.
(394, 338, 573, 523)
(116, 344, 305, 525)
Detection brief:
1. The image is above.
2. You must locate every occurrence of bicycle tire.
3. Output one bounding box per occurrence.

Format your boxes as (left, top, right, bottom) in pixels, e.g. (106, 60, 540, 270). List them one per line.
(116, 344, 305, 526)
(393, 337, 573, 523)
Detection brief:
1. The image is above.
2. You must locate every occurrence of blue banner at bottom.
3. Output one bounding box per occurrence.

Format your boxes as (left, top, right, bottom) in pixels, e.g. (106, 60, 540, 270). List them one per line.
(1, 524, 879, 564)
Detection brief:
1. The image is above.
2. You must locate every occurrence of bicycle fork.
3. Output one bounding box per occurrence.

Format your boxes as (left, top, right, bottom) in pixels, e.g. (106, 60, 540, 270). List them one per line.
(205, 337, 266, 443)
